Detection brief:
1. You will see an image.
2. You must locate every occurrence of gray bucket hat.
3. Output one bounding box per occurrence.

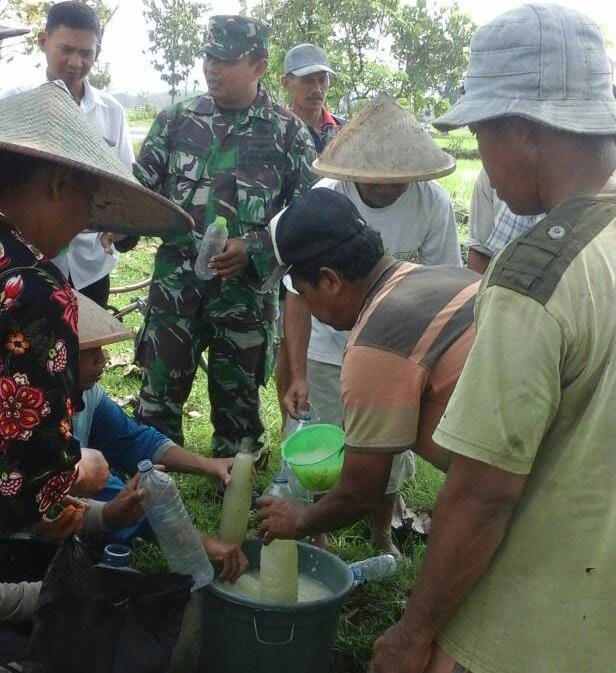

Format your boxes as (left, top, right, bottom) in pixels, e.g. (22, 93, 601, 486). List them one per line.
(433, 3, 616, 135)
(0, 82, 193, 237)
(284, 44, 336, 77)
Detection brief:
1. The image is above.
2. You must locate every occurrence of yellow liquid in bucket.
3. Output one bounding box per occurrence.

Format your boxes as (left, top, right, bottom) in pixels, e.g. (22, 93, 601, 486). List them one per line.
(218, 570, 332, 604)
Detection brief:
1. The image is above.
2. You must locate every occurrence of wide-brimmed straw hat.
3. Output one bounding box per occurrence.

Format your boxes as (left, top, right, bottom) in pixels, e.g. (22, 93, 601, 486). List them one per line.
(433, 4, 616, 134)
(0, 82, 193, 236)
(312, 97, 455, 184)
(76, 292, 132, 350)
(0, 23, 29, 40)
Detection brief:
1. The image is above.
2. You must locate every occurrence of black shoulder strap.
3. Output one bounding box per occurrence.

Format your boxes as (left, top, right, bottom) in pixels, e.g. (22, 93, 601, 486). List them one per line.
(487, 195, 616, 305)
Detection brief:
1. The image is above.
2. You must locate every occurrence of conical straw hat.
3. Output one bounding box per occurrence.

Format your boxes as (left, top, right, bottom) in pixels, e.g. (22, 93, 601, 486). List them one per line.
(0, 82, 193, 237)
(313, 97, 455, 183)
(76, 292, 132, 350)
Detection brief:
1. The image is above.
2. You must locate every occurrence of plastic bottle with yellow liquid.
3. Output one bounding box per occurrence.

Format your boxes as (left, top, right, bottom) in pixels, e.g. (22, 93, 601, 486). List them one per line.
(218, 438, 254, 545)
(260, 475, 299, 603)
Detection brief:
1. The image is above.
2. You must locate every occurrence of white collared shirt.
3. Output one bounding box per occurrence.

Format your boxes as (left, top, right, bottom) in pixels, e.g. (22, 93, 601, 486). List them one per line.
(0, 76, 135, 289)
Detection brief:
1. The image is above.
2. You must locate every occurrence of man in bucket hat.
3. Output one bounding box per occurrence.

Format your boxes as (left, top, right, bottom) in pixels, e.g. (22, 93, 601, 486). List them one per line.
(0, 81, 191, 534)
(133, 15, 315, 463)
(369, 5, 616, 673)
(281, 98, 460, 553)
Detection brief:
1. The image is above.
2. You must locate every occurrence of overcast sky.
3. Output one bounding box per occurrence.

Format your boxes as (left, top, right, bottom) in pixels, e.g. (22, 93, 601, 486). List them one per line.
(1, 0, 615, 94)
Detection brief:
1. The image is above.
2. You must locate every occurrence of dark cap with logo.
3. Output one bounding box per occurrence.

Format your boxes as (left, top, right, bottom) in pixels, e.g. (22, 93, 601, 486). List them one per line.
(203, 15, 270, 61)
(271, 188, 367, 267)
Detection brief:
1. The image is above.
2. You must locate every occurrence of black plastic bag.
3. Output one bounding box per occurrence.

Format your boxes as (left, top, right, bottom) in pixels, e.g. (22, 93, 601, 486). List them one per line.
(24, 536, 192, 673)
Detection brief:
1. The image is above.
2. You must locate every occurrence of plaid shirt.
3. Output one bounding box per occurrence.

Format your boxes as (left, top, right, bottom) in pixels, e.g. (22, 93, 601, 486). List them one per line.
(483, 202, 543, 256)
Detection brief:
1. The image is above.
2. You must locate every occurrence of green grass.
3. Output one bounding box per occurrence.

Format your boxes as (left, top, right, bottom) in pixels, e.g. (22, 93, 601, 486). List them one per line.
(438, 158, 481, 206)
(102, 165, 476, 671)
(432, 128, 477, 152)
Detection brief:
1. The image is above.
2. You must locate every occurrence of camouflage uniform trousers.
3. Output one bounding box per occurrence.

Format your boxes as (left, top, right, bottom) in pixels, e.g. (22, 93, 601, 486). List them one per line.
(134, 258, 271, 458)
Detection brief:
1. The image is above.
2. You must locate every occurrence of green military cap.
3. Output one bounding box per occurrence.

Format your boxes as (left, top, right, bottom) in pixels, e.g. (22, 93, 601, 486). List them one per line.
(203, 15, 269, 61)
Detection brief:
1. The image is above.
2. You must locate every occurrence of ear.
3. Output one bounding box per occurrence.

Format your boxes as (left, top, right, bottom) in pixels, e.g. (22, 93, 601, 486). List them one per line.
(318, 267, 344, 293)
(38, 31, 47, 52)
(253, 57, 268, 80)
(281, 74, 289, 89)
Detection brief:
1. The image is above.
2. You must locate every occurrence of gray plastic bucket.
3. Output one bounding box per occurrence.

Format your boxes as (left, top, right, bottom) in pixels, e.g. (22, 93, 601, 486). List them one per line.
(201, 539, 353, 673)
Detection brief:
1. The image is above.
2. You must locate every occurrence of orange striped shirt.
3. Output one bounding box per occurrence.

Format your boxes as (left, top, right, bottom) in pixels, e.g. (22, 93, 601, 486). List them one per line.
(341, 260, 480, 453)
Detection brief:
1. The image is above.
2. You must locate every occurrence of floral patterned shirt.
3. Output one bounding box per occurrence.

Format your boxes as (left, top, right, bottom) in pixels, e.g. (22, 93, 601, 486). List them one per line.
(0, 219, 81, 532)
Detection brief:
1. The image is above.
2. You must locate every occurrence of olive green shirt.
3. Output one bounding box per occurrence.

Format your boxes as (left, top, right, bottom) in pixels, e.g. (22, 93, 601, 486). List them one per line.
(433, 185, 616, 673)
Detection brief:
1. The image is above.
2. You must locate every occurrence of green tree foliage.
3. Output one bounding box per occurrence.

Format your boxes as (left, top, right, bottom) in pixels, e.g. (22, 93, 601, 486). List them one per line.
(251, 0, 475, 118)
(142, 0, 207, 103)
(389, 0, 475, 115)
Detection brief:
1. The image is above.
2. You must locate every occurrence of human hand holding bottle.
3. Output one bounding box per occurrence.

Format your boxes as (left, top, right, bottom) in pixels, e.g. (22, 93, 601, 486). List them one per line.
(209, 239, 249, 280)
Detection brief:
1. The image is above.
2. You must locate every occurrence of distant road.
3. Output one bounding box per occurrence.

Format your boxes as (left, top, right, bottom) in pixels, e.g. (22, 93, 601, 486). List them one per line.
(129, 122, 154, 143)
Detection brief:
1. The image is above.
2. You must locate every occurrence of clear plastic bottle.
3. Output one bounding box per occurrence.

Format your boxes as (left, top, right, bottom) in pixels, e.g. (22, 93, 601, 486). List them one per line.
(282, 406, 319, 438)
(260, 538, 299, 603)
(137, 460, 214, 590)
(260, 474, 299, 603)
(348, 554, 398, 585)
(194, 215, 228, 280)
(218, 438, 254, 545)
(283, 407, 318, 505)
(263, 474, 295, 500)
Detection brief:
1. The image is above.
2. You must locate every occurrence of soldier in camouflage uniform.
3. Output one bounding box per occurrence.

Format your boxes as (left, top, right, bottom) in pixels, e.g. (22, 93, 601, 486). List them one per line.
(133, 15, 316, 458)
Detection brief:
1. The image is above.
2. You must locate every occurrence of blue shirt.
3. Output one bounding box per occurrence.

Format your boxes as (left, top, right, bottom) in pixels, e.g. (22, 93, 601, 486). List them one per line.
(73, 384, 175, 475)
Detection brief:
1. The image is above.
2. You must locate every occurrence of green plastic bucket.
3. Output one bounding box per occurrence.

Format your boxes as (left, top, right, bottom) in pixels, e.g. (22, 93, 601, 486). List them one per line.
(201, 539, 353, 673)
(282, 424, 345, 492)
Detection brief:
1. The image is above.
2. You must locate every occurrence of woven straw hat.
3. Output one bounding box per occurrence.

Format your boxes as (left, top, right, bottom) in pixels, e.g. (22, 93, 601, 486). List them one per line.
(313, 97, 455, 184)
(0, 82, 193, 237)
(0, 23, 29, 40)
(77, 292, 132, 350)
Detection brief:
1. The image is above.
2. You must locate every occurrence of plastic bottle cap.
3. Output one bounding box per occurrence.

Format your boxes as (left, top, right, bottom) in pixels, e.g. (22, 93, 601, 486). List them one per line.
(102, 543, 131, 567)
(273, 475, 288, 484)
(137, 459, 153, 473)
(214, 216, 227, 230)
(239, 438, 253, 454)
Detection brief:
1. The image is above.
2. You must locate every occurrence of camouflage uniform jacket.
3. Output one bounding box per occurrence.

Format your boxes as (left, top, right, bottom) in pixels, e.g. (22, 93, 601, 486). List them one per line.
(134, 86, 317, 325)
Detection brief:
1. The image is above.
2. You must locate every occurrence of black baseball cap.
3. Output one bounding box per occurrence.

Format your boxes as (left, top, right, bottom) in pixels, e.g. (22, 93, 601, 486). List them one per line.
(271, 188, 367, 268)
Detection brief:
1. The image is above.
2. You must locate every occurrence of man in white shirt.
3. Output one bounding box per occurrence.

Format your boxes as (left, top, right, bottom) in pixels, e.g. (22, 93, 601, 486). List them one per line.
(281, 97, 459, 553)
(0, 1, 134, 307)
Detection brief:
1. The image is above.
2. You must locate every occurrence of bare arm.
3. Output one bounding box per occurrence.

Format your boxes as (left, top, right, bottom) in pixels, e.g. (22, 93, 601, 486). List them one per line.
(160, 446, 233, 484)
(257, 451, 393, 539)
(370, 454, 527, 673)
(414, 404, 452, 473)
(282, 290, 312, 418)
(467, 248, 491, 274)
